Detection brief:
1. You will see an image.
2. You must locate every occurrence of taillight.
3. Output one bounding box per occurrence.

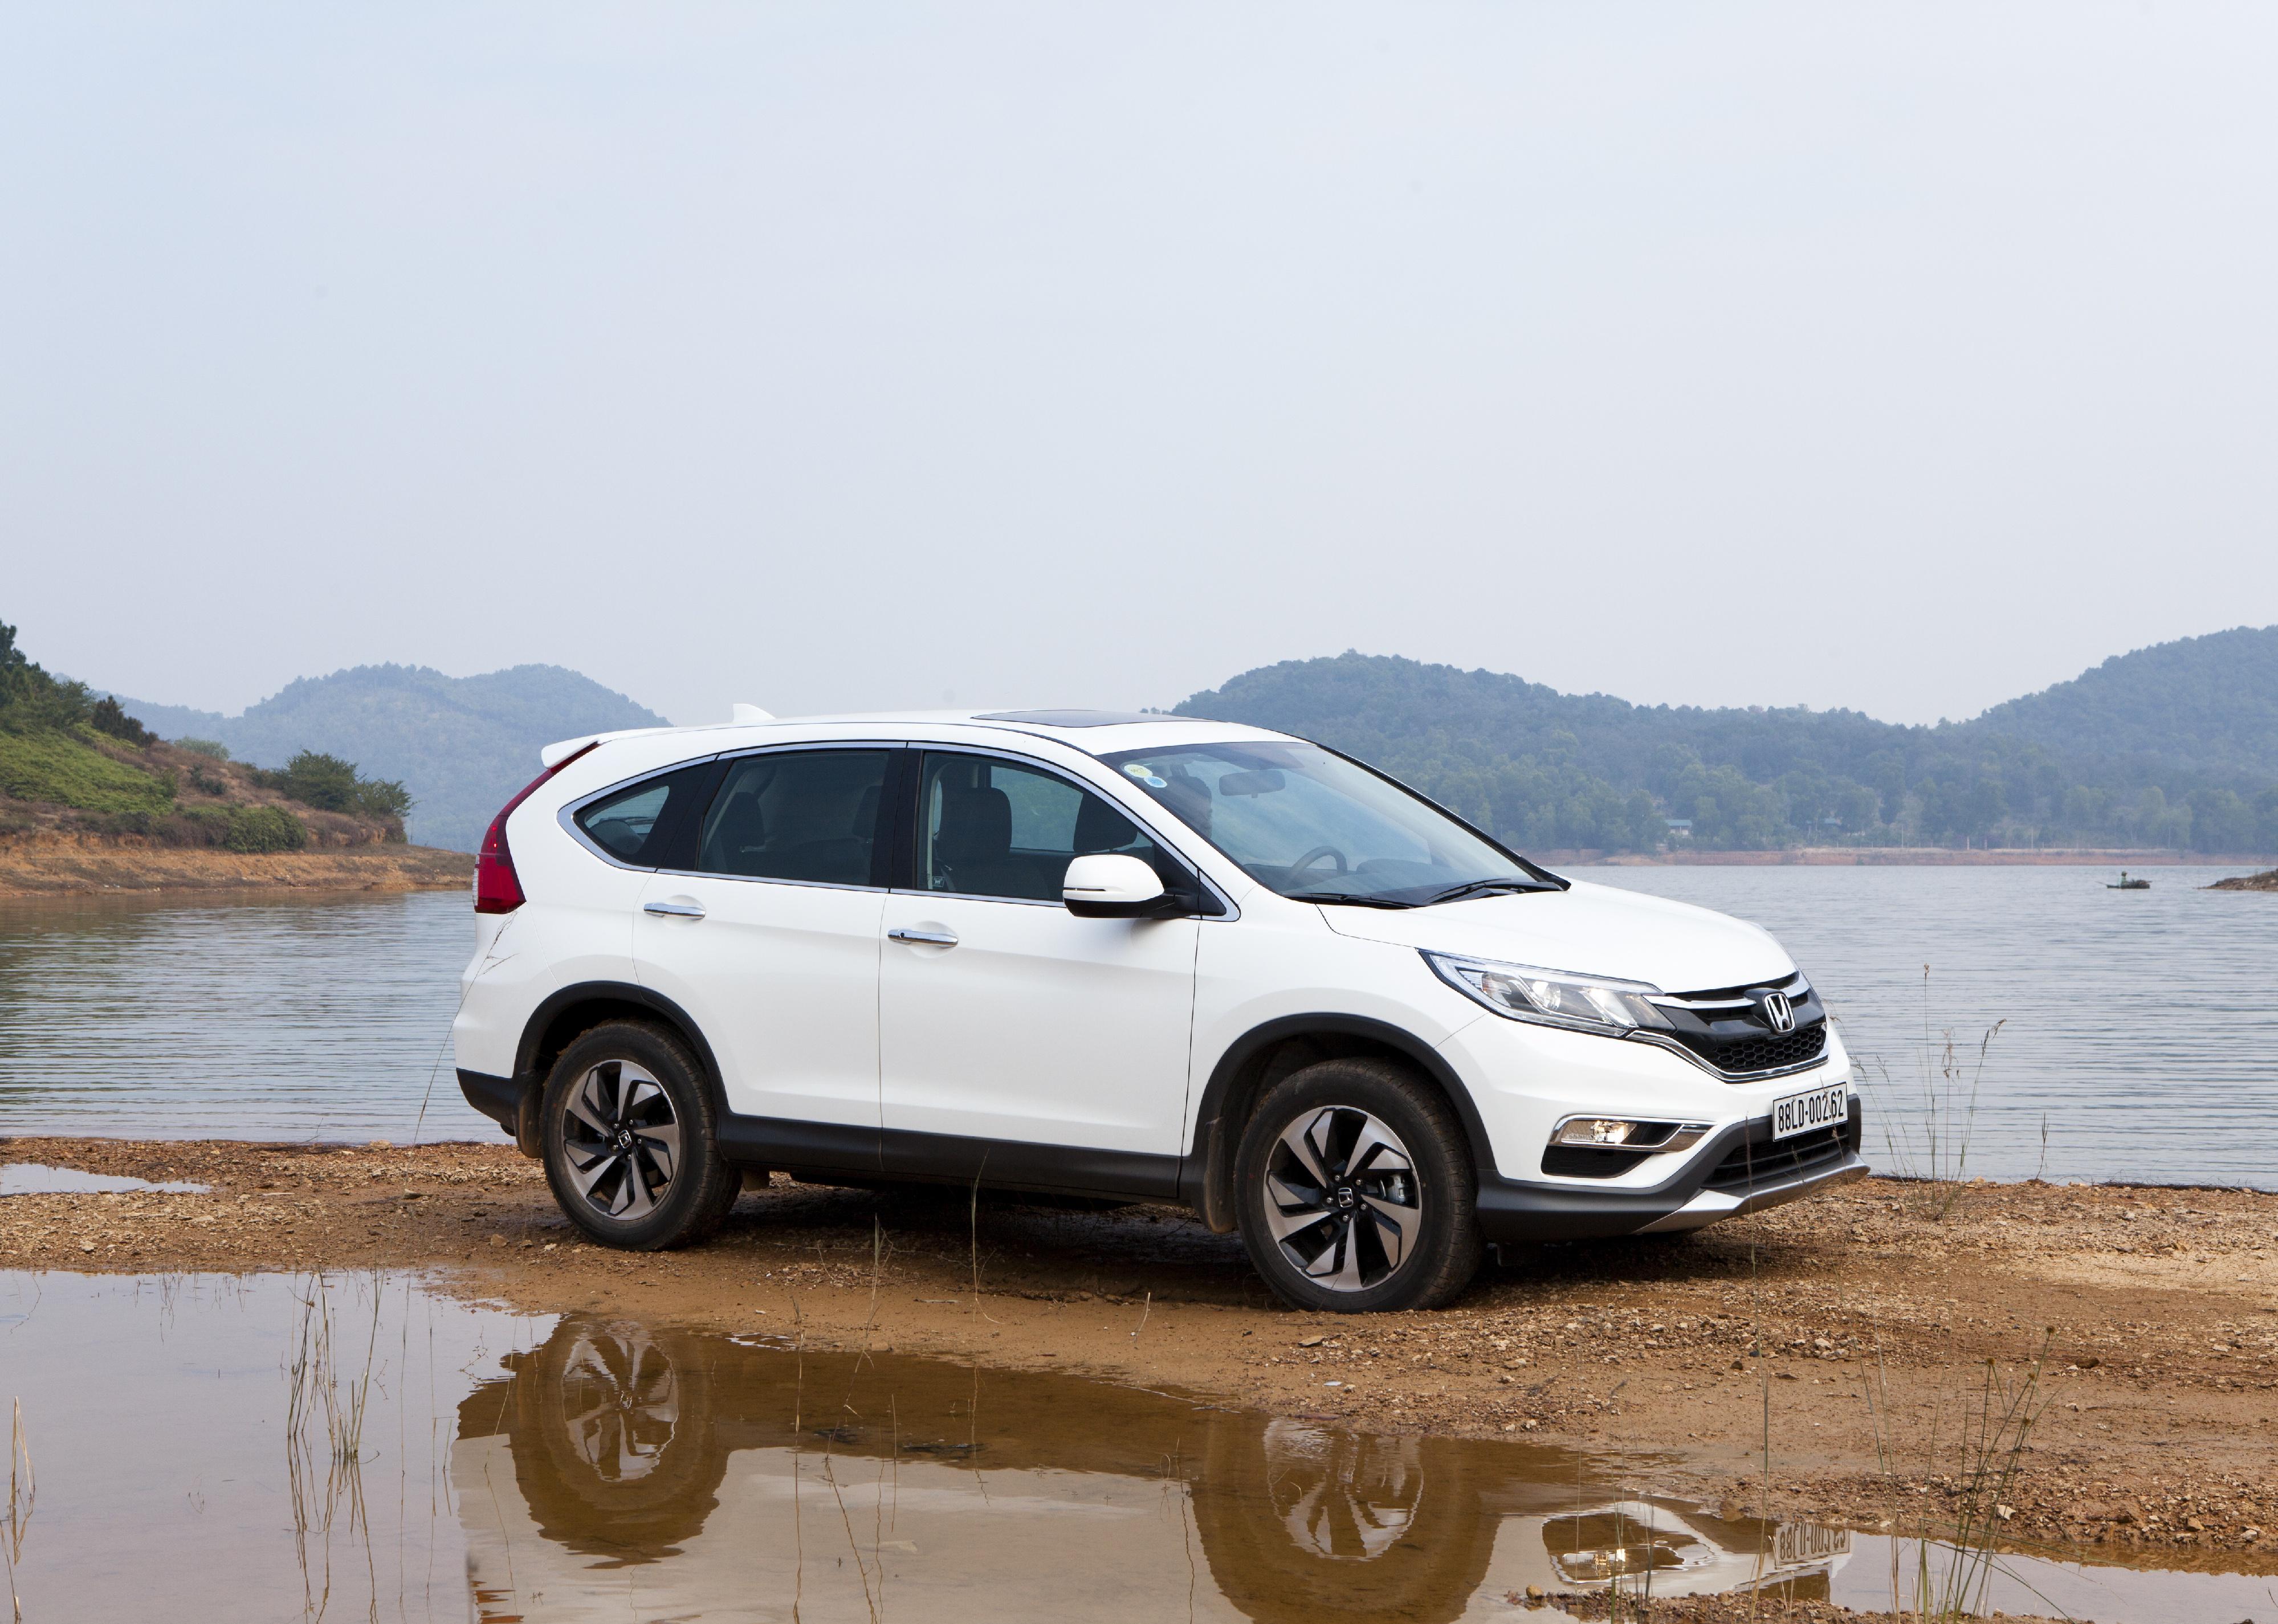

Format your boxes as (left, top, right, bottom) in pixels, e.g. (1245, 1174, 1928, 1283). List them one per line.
(474, 741, 599, 915)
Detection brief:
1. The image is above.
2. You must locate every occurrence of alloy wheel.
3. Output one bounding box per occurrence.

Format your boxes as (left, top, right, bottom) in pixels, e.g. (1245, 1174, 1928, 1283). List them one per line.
(1262, 1106, 1423, 1292)
(561, 1059, 682, 1221)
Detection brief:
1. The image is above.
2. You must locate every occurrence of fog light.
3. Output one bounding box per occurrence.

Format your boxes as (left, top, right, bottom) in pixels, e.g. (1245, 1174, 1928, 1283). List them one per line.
(1548, 1118, 1713, 1153)
(1560, 1119, 1636, 1146)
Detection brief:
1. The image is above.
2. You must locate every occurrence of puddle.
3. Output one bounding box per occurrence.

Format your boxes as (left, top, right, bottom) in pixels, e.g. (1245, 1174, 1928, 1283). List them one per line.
(0, 1271, 2265, 1622)
(0, 1162, 207, 1195)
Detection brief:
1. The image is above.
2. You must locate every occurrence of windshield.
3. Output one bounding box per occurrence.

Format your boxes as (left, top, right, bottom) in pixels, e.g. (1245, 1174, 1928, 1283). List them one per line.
(1098, 741, 1556, 907)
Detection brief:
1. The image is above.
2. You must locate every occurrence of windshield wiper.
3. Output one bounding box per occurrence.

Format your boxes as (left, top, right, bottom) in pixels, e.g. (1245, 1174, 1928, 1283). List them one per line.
(1419, 878, 1545, 907)
(1298, 892, 1416, 909)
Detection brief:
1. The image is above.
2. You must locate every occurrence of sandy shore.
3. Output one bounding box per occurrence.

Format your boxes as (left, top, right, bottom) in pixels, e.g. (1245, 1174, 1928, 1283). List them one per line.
(0, 834, 470, 895)
(3, 1135, 2272, 1576)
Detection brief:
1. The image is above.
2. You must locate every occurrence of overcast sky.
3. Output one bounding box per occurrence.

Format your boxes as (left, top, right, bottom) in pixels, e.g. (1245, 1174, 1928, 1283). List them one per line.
(5, 3, 2274, 728)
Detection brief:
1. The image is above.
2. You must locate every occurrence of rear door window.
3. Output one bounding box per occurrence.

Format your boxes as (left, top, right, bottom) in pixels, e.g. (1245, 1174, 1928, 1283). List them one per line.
(696, 749, 891, 887)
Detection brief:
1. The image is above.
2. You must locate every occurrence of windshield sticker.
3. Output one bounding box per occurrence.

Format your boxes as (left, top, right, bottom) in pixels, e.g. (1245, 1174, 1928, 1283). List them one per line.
(1124, 764, 1169, 787)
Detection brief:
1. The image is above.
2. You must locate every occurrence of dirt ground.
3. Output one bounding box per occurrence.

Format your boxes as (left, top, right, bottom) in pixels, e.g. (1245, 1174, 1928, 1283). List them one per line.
(1529, 1601, 2061, 1623)
(4, 1134, 2274, 1574)
(0, 834, 469, 895)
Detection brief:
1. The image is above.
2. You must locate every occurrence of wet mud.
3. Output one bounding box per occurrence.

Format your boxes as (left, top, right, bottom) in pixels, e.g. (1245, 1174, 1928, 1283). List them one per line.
(4, 1135, 2276, 1593)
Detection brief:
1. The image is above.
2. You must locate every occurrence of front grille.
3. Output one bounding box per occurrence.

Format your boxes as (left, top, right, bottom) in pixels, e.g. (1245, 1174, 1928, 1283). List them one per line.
(1703, 1117, 1856, 1194)
(1671, 1021, 1827, 1078)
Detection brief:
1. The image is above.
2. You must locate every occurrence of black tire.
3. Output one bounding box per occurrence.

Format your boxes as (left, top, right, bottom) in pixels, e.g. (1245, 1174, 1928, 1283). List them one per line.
(1234, 1056, 1482, 1313)
(540, 1021, 740, 1251)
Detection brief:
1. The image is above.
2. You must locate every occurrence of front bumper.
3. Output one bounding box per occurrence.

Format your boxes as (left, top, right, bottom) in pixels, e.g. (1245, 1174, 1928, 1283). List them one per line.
(1473, 1097, 1867, 1243)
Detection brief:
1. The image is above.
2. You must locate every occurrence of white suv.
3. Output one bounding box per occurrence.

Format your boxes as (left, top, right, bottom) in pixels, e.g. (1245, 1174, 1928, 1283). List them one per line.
(453, 709, 1864, 1312)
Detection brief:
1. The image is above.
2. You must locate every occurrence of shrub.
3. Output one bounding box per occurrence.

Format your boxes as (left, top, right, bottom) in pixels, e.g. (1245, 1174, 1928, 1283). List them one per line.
(187, 764, 229, 796)
(353, 777, 413, 821)
(88, 696, 153, 746)
(260, 750, 360, 811)
(259, 750, 413, 822)
(0, 619, 93, 731)
(227, 805, 307, 852)
(176, 737, 230, 761)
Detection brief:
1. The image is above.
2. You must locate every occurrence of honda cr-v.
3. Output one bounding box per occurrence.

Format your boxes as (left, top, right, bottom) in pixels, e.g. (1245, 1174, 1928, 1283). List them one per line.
(454, 709, 1864, 1312)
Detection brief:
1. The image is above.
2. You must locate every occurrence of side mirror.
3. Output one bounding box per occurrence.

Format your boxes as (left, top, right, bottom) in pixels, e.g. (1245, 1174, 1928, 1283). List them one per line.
(1063, 853, 1169, 919)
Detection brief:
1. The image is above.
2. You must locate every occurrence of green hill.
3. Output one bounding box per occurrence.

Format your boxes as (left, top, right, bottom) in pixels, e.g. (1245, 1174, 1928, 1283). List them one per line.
(1175, 634, 2278, 855)
(1965, 625, 2278, 780)
(116, 664, 669, 851)
(2, 619, 400, 854)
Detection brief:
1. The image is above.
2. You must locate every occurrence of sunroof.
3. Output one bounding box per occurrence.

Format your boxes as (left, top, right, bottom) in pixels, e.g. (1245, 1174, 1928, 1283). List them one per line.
(975, 709, 1181, 729)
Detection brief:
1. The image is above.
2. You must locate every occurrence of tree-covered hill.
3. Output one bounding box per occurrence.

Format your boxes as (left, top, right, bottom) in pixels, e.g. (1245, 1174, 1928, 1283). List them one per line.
(1175, 634, 2278, 855)
(116, 664, 667, 851)
(2, 620, 406, 854)
(1965, 625, 2278, 781)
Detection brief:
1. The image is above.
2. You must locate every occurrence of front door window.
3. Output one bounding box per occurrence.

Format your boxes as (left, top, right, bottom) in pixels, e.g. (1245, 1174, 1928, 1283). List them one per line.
(880, 752, 1199, 1177)
(918, 752, 1160, 901)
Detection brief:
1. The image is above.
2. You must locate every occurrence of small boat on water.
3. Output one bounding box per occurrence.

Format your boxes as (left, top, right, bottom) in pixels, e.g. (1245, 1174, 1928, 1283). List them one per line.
(2108, 870, 2151, 890)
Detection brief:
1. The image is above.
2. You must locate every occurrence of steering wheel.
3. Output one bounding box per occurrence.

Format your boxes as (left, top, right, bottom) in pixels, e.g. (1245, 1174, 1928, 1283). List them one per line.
(1288, 845, 1348, 880)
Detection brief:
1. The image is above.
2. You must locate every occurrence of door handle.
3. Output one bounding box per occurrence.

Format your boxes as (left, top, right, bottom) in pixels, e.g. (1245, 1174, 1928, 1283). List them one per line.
(887, 927, 959, 947)
(643, 899, 707, 919)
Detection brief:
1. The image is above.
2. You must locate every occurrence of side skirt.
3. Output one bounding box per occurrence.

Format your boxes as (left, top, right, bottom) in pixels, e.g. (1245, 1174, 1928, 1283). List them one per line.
(714, 1115, 1185, 1205)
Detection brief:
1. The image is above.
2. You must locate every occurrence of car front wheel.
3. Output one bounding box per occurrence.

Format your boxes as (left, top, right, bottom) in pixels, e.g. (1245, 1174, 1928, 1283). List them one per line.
(1234, 1057, 1482, 1313)
(540, 1022, 740, 1251)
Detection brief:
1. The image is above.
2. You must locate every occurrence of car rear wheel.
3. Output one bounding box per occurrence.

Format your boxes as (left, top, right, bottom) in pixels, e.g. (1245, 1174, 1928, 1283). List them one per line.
(1234, 1057, 1482, 1313)
(540, 1022, 740, 1250)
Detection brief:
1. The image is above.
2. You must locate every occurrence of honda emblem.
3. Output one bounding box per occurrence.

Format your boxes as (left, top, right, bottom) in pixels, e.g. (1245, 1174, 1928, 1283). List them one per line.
(1761, 990, 1796, 1034)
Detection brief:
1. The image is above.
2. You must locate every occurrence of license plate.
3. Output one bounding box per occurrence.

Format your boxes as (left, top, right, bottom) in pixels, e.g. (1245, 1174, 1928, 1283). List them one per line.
(1771, 1083, 1849, 1140)
(1773, 1521, 1852, 1566)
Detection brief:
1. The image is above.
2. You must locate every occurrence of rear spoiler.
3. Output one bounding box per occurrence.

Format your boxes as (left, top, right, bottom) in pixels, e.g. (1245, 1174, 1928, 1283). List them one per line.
(537, 727, 675, 769)
(538, 704, 776, 769)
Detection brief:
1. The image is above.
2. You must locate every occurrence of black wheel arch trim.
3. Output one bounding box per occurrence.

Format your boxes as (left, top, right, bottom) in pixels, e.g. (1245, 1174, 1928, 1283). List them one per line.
(457, 1068, 521, 1132)
(511, 980, 732, 1120)
(1181, 1011, 1505, 1231)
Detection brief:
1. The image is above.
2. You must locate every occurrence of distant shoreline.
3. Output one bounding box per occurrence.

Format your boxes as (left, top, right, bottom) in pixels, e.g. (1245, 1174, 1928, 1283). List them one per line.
(0, 833, 471, 898)
(1545, 846, 2277, 868)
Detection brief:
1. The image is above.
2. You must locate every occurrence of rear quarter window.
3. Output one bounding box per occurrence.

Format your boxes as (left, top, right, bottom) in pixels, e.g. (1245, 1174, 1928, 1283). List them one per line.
(571, 762, 716, 868)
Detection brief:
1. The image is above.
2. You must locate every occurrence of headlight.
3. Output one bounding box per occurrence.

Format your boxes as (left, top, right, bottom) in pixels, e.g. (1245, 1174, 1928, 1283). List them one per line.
(1423, 951, 1671, 1037)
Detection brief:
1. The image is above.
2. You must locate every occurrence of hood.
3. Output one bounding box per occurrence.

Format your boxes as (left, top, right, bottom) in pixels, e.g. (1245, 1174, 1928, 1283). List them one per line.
(1317, 879, 1795, 994)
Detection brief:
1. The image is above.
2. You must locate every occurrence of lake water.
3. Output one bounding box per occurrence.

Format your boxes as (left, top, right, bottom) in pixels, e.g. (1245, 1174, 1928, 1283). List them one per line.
(1586, 864, 2278, 1190)
(1, 868, 2272, 1187)
(2, 1270, 2263, 1624)
(0, 890, 469, 1144)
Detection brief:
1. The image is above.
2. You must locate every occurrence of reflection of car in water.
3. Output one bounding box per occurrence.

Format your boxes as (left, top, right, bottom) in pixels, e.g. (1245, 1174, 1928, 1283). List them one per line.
(499, 1319, 728, 1564)
(457, 1316, 1848, 1622)
(1525, 1500, 1851, 1598)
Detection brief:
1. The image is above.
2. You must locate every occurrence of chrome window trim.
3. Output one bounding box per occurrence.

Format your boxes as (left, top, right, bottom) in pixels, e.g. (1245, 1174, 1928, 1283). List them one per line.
(887, 886, 1061, 909)
(559, 740, 898, 891)
(651, 869, 891, 896)
(558, 753, 724, 873)
(907, 741, 1241, 920)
